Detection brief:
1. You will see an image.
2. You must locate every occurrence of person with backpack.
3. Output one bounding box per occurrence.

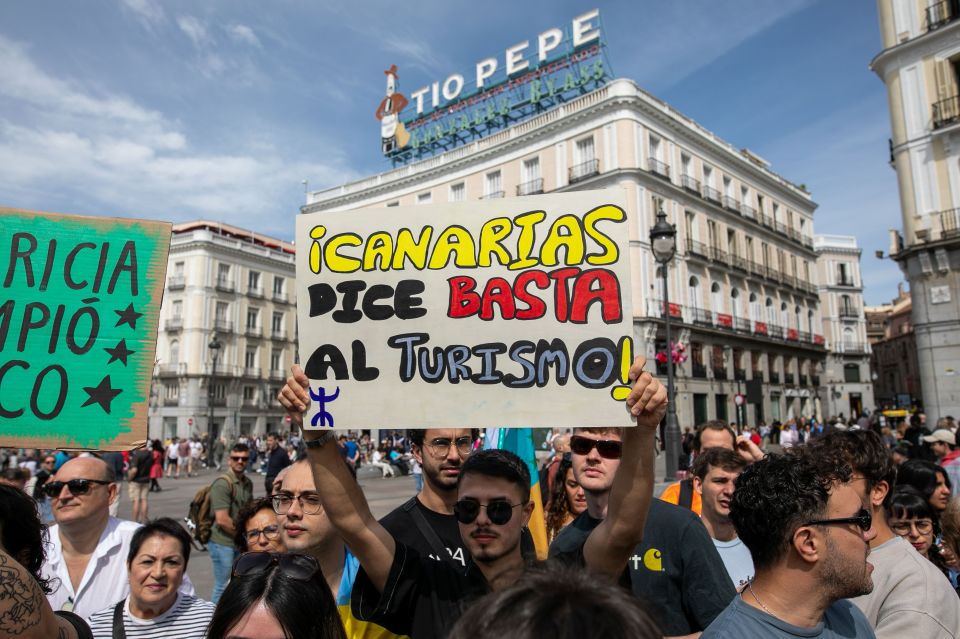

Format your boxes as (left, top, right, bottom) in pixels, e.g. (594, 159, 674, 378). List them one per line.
(126, 446, 153, 523)
(204, 443, 253, 604)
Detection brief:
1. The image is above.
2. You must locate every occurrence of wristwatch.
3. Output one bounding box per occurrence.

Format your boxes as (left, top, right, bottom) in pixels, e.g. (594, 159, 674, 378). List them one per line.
(304, 432, 336, 449)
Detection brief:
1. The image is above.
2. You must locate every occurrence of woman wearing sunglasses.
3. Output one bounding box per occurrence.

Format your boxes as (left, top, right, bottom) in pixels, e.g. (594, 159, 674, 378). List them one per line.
(87, 518, 214, 638)
(206, 552, 346, 639)
(234, 497, 285, 553)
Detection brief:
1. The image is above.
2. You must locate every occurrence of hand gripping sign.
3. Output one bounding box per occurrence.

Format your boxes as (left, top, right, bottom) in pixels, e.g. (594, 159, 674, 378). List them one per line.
(0, 208, 169, 450)
(295, 190, 636, 430)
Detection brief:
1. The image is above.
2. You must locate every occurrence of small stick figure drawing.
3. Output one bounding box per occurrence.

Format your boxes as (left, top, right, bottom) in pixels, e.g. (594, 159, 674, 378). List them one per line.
(309, 386, 340, 428)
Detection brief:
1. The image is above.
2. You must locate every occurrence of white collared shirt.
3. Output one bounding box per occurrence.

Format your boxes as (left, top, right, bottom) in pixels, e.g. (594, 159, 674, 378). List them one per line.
(42, 517, 195, 622)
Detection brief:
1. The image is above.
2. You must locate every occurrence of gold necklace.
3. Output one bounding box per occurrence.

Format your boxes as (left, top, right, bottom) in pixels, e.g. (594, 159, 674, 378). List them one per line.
(745, 579, 776, 617)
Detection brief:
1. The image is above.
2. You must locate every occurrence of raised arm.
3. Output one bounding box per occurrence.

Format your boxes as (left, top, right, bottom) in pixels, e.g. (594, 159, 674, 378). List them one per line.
(582, 356, 666, 578)
(0, 548, 83, 639)
(278, 365, 396, 592)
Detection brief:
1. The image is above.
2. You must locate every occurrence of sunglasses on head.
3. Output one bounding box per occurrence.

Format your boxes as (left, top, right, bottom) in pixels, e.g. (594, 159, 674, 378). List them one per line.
(803, 508, 872, 532)
(43, 478, 112, 498)
(454, 499, 522, 525)
(569, 435, 623, 459)
(232, 552, 320, 580)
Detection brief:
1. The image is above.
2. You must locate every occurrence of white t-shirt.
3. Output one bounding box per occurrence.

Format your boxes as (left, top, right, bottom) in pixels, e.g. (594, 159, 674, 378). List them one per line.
(166, 443, 179, 460)
(88, 593, 215, 639)
(190, 440, 202, 459)
(713, 536, 754, 590)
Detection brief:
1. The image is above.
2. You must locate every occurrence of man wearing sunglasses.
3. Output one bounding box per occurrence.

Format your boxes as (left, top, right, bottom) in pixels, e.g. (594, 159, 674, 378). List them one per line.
(40, 457, 195, 621)
(285, 356, 666, 639)
(701, 454, 876, 638)
(551, 428, 735, 638)
(801, 430, 960, 638)
(207, 443, 254, 603)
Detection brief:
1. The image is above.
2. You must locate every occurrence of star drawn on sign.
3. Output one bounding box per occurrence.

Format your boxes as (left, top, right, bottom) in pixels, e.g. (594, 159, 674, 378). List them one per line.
(114, 303, 143, 329)
(81, 376, 123, 414)
(104, 339, 135, 366)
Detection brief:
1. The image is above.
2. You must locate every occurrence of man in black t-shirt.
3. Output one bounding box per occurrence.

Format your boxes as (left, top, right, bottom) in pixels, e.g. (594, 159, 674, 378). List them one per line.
(550, 427, 736, 637)
(279, 357, 668, 639)
(126, 448, 153, 523)
(379, 429, 474, 566)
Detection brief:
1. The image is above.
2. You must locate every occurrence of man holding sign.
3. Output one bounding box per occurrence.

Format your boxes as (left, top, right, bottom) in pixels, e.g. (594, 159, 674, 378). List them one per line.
(278, 355, 666, 639)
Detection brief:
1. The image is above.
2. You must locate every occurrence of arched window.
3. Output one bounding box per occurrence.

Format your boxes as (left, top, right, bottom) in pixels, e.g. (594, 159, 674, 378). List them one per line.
(766, 297, 775, 326)
(780, 302, 789, 329)
(795, 306, 802, 332)
(749, 293, 759, 322)
(169, 340, 180, 364)
(843, 327, 855, 347)
(689, 276, 702, 309)
(731, 289, 741, 319)
(711, 282, 723, 314)
(807, 310, 815, 333)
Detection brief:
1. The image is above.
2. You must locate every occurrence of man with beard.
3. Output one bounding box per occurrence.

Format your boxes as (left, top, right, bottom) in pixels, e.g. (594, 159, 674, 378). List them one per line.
(801, 429, 960, 639)
(379, 429, 475, 567)
(702, 454, 877, 639)
(691, 447, 753, 589)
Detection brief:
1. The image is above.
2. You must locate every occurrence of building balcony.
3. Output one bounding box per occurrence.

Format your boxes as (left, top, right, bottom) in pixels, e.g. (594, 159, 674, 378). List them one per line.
(243, 366, 261, 378)
(702, 186, 722, 204)
(838, 341, 869, 355)
(939, 208, 960, 239)
(647, 299, 684, 320)
(782, 274, 797, 289)
(272, 291, 288, 304)
(741, 204, 757, 220)
(709, 246, 729, 265)
(734, 317, 751, 332)
(768, 325, 784, 340)
(215, 277, 235, 293)
(167, 275, 185, 290)
(209, 397, 227, 407)
(775, 221, 788, 236)
(798, 331, 812, 343)
(748, 260, 765, 277)
(760, 214, 774, 229)
(734, 368, 747, 381)
(271, 328, 287, 340)
(247, 285, 264, 298)
(685, 238, 710, 259)
(692, 363, 707, 379)
(165, 317, 183, 331)
(244, 326, 262, 338)
(648, 157, 671, 180)
(838, 306, 861, 319)
(269, 369, 287, 381)
(927, 0, 958, 31)
(163, 397, 180, 407)
(481, 190, 505, 200)
(715, 313, 734, 330)
(681, 174, 701, 194)
(934, 95, 960, 130)
(691, 307, 713, 326)
(517, 177, 544, 196)
(787, 328, 799, 341)
(157, 363, 185, 376)
(723, 196, 740, 213)
(569, 159, 600, 183)
(753, 321, 769, 336)
(713, 367, 728, 380)
(242, 398, 259, 408)
(214, 319, 233, 333)
(787, 227, 802, 243)
(730, 254, 748, 272)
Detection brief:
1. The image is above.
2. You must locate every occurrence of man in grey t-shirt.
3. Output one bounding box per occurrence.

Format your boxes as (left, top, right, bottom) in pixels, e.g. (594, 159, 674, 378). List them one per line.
(703, 454, 876, 639)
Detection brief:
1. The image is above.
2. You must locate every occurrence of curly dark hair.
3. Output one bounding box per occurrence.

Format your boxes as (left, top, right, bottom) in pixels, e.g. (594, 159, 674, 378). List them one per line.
(234, 497, 277, 550)
(546, 456, 577, 542)
(731, 453, 851, 570)
(797, 429, 897, 508)
(0, 484, 54, 594)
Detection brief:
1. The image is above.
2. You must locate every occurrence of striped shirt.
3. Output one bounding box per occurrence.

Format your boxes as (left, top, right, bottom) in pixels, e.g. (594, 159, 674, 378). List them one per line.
(88, 593, 214, 639)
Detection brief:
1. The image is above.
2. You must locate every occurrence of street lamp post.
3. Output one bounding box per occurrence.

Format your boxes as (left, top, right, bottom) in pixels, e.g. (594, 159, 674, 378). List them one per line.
(206, 335, 222, 469)
(650, 201, 680, 481)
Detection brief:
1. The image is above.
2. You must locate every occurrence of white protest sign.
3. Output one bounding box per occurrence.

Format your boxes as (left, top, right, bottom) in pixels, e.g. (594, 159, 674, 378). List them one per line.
(295, 189, 635, 429)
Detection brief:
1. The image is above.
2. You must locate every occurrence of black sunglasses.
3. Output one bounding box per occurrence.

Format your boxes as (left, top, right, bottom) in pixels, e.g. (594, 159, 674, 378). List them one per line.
(232, 552, 320, 580)
(569, 435, 623, 459)
(803, 508, 872, 532)
(43, 478, 112, 498)
(454, 499, 522, 525)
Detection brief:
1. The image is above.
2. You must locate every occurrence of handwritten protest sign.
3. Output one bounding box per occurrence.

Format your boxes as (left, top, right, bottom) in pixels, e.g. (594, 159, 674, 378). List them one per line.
(0, 208, 170, 450)
(295, 190, 635, 429)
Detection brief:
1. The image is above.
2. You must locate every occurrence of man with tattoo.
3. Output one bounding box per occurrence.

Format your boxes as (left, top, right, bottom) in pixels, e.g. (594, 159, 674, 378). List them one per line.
(0, 484, 92, 638)
(39, 457, 194, 621)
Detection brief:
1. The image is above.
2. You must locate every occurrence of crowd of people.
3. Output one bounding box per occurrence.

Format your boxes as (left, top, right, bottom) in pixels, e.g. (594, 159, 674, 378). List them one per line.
(4, 361, 960, 638)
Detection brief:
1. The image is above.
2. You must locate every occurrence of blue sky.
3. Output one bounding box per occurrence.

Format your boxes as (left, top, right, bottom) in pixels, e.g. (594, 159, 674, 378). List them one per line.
(0, 0, 902, 304)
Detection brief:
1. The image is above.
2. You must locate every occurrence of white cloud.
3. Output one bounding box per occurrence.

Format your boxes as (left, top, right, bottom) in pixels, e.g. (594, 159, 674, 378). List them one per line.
(0, 35, 356, 233)
(177, 15, 211, 49)
(227, 24, 261, 49)
(119, 0, 164, 29)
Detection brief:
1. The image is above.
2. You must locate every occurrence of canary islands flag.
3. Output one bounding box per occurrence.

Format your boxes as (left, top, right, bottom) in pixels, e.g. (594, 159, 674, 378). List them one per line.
(484, 427, 549, 559)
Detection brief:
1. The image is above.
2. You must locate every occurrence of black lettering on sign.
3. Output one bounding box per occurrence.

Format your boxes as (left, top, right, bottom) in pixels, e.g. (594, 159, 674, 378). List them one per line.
(4, 233, 37, 288)
(304, 344, 349, 380)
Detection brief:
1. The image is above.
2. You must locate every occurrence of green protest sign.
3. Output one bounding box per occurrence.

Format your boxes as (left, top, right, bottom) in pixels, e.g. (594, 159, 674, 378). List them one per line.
(0, 208, 170, 450)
